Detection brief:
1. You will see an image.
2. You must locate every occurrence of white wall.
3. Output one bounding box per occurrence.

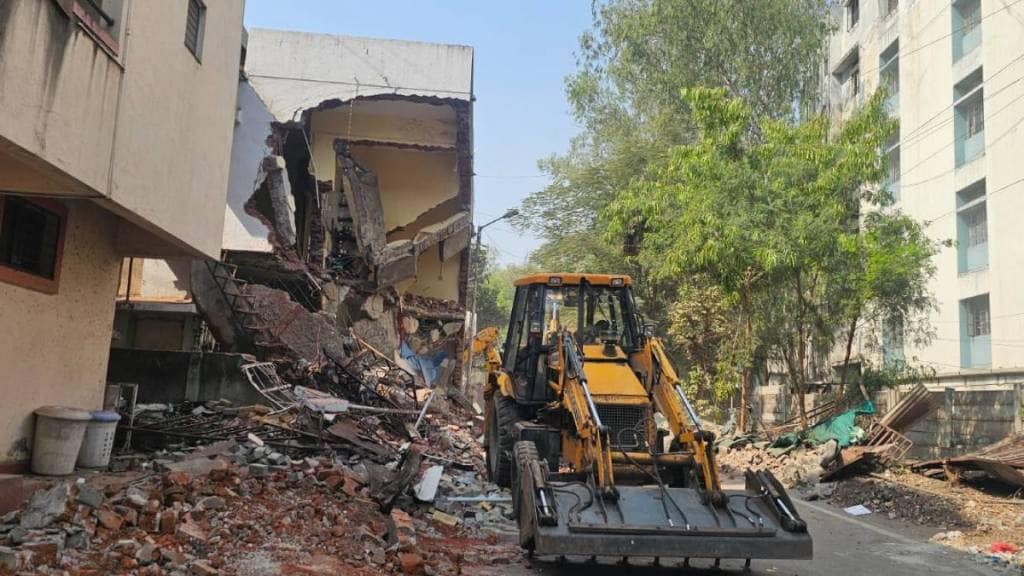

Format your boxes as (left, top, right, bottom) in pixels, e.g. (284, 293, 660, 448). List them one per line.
(223, 80, 275, 253)
(826, 0, 1024, 374)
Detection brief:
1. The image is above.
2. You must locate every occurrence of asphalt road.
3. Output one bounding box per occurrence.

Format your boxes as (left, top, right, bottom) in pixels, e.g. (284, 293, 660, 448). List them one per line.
(475, 498, 1002, 576)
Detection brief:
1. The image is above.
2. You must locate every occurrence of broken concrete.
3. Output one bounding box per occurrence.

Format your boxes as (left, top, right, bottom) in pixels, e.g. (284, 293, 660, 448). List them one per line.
(335, 140, 387, 264)
(246, 284, 352, 364)
(247, 155, 298, 249)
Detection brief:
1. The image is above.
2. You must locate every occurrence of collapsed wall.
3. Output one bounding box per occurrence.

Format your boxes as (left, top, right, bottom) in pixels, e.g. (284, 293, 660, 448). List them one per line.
(204, 87, 472, 398)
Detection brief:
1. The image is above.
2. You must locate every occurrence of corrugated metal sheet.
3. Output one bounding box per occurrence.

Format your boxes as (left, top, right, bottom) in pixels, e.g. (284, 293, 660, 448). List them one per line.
(244, 28, 474, 122)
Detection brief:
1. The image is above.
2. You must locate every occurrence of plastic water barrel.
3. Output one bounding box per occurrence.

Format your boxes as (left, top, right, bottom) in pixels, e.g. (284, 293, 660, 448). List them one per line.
(77, 410, 122, 469)
(31, 406, 91, 476)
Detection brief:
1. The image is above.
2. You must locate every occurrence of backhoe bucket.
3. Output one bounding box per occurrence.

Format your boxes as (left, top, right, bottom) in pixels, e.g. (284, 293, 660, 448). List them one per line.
(519, 470, 813, 561)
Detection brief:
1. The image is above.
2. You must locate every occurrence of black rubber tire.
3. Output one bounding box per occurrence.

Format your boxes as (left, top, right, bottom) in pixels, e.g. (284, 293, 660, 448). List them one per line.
(486, 394, 518, 487)
(512, 440, 541, 550)
(511, 440, 541, 519)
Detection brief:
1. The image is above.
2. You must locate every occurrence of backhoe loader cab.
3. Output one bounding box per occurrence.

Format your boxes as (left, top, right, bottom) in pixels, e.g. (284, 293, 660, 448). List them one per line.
(481, 273, 813, 563)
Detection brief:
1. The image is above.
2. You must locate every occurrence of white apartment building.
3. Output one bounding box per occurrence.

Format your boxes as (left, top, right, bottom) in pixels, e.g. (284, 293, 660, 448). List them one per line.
(826, 0, 1024, 375)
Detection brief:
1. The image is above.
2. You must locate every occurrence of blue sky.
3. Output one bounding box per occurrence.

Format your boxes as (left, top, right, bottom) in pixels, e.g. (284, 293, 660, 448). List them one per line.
(243, 1, 593, 264)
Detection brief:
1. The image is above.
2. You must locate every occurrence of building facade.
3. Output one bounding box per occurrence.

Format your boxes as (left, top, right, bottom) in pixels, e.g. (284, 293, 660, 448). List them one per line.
(810, 0, 1024, 454)
(0, 0, 244, 465)
(825, 0, 1024, 374)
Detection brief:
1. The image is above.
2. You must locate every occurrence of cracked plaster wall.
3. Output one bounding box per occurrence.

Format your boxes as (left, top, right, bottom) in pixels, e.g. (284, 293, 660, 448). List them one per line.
(348, 144, 459, 233)
(396, 247, 463, 302)
(116, 257, 192, 303)
(223, 80, 276, 253)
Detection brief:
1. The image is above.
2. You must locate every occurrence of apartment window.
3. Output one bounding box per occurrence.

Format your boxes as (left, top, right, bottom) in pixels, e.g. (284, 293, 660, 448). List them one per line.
(882, 315, 905, 368)
(184, 0, 206, 61)
(0, 196, 68, 294)
(847, 0, 860, 30)
(879, 41, 899, 115)
(954, 69, 984, 167)
(960, 293, 991, 368)
(953, 0, 982, 62)
(833, 49, 861, 112)
(56, 0, 126, 55)
(883, 133, 901, 202)
(883, 0, 898, 18)
(956, 180, 988, 273)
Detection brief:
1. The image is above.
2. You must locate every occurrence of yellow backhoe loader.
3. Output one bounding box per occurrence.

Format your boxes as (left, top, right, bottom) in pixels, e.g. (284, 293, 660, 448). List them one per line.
(479, 273, 812, 564)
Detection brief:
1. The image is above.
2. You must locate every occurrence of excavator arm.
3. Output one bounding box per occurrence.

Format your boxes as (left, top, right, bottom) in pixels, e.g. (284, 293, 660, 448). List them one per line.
(648, 336, 724, 503)
(558, 332, 617, 494)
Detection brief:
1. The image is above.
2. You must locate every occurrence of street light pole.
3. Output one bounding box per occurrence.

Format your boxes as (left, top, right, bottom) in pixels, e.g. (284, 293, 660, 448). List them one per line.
(463, 208, 519, 398)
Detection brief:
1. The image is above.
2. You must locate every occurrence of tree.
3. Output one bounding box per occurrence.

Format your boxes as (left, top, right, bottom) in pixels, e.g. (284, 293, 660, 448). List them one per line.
(472, 245, 538, 334)
(519, 0, 832, 319)
(606, 87, 940, 430)
(667, 279, 747, 420)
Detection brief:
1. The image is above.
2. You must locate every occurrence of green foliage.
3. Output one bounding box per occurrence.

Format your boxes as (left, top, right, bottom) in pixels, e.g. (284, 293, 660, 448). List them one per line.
(606, 87, 940, 423)
(472, 245, 538, 334)
(518, 0, 832, 313)
(668, 280, 748, 417)
(855, 363, 937, 404)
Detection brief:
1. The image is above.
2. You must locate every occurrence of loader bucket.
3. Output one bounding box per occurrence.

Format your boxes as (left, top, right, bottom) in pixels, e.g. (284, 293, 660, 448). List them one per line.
(519, 476, 813, 561)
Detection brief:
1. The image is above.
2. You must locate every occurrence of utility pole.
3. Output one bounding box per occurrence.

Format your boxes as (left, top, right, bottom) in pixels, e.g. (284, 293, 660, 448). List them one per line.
(462, 208, 519, 397)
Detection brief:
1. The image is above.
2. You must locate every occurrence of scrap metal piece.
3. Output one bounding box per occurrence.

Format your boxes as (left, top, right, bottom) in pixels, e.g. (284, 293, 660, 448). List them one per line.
(913, 434, 1024, 488)
(242, 362, 296, 411)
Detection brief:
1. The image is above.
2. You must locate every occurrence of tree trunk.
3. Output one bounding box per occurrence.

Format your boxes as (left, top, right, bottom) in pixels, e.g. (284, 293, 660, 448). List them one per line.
(794, 272, 809, 429)
(737, 279, 754, 434)
(839, 315, 858, 397)
(781, 343, 808, 429)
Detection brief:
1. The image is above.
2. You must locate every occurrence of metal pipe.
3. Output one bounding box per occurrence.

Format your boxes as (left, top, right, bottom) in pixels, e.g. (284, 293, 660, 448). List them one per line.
(675, 384, 703, 431)
(413, 390, 436, 431)
(581, 381, 603, 429)
(565, 333, 603, 428)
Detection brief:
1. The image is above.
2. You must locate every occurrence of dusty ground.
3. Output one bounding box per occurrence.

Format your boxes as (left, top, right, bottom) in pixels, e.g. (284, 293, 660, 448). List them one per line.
(830, 469, 1024, 554)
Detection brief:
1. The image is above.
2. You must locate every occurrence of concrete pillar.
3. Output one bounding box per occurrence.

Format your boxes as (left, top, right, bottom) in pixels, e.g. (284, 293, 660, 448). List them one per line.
(185, 353, 202, 401)
(941, 387, 956, 450)
(1014, 382, 1023, 434)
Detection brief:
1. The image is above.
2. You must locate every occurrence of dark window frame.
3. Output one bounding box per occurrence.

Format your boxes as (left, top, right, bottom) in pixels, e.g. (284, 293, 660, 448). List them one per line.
(0, 196, 68, 295)
(51, 0, 124, 58)
(847, 0, 860, 30)
(884, 0, 898, 18)
(184, 0, 206, 62)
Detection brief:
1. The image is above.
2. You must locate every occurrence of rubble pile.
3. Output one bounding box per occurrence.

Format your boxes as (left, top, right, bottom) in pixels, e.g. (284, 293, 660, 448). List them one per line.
(831, 471, 1024, 570)
(717, 441, 833, 489)
(0, 420, 519, 575)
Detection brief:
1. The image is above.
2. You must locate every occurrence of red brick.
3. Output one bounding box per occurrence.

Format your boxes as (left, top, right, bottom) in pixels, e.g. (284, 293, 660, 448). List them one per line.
(95, 508, 124, 531)
(164, 471, 192, 487)
(159, 510, 178, 534)
(22, 540, 59, 567)
(398, 553, 424, 575)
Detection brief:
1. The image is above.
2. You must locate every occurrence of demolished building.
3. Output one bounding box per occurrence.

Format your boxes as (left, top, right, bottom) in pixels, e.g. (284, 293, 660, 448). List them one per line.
(111, 29, 475, 403)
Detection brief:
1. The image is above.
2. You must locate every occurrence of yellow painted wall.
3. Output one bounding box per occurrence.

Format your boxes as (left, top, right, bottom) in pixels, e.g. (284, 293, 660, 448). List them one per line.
(349, 145, 459, 232)
(397, 247, 462, 301)
(116, 258, 191, 303)
(0, 201, 121, 462)
(309, 100, 458, 178)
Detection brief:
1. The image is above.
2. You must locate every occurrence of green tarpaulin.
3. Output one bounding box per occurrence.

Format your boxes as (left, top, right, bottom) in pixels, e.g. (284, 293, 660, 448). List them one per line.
(769, 400, 875, 451)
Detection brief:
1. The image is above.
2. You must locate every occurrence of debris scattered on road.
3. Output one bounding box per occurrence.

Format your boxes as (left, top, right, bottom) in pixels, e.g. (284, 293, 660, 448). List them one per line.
(843, 504, 872, 516)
